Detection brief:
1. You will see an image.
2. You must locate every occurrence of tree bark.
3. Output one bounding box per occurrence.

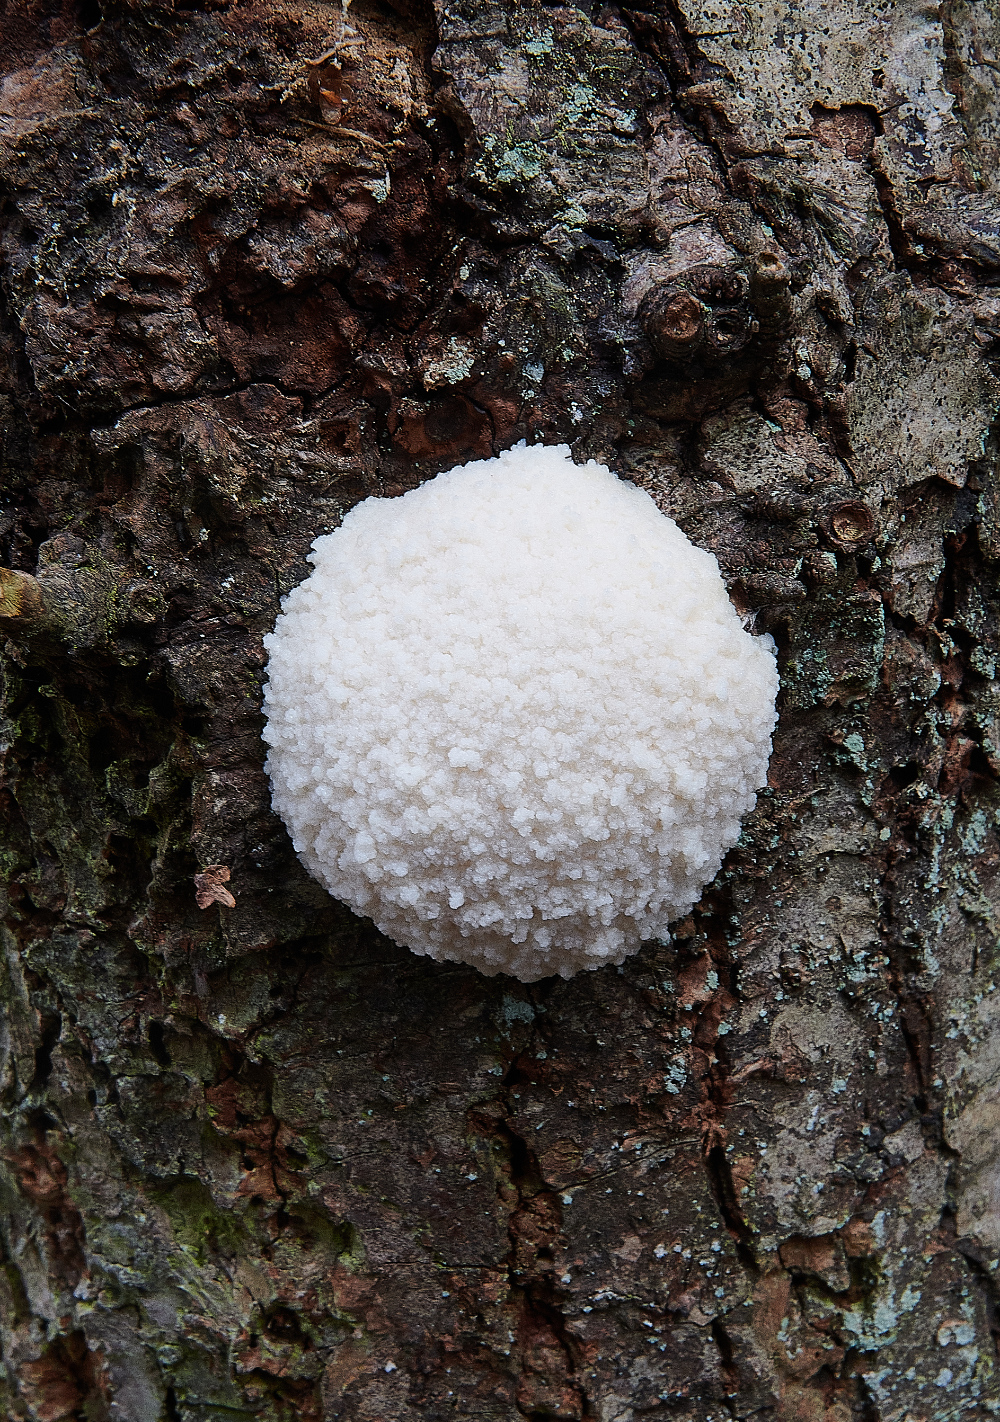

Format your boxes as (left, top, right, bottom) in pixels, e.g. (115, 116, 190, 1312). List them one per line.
(2, 0, 1000, 1418)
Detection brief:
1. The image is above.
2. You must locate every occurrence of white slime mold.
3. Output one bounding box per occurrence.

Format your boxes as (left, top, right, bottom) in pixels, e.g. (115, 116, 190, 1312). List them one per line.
(263, 443, 778, 981)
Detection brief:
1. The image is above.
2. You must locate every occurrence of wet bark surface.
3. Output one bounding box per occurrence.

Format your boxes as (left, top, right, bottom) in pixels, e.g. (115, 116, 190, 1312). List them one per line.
(2, 0, 1000, 1418)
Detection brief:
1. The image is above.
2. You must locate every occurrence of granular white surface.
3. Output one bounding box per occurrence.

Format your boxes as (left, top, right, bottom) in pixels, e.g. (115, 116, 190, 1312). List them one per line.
(263, 444, 778, 981)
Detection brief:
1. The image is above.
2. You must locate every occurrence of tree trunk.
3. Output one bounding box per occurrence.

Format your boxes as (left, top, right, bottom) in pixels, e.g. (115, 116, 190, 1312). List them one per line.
(2, 0, 1000, 1417)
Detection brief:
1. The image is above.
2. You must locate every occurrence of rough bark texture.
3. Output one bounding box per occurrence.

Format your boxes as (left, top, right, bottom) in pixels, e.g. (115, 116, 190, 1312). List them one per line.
(2, 0, 1000, 1418)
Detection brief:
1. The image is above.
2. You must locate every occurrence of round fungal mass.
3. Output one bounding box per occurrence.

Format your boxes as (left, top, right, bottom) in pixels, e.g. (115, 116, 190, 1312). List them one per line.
(263, 444, 778, 981)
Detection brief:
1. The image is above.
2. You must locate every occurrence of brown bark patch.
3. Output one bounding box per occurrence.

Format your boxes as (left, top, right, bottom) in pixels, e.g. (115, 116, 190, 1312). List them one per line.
(16, 1332, 109, 1422)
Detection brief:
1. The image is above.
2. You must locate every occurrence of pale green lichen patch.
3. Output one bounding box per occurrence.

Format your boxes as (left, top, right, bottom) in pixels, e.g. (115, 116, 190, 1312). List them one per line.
(782, 569, 886, 709)
(437, 1, 647, 234)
